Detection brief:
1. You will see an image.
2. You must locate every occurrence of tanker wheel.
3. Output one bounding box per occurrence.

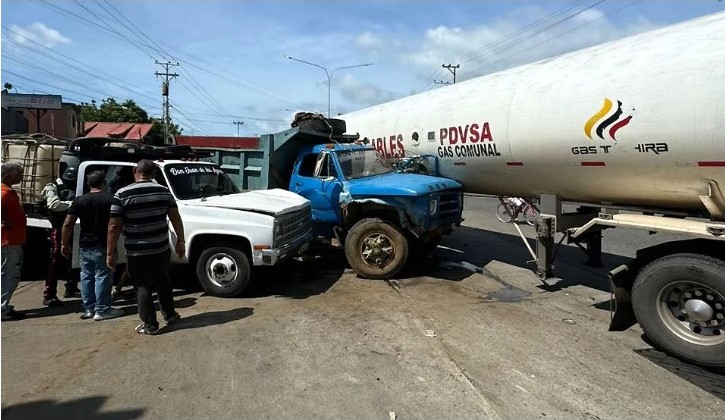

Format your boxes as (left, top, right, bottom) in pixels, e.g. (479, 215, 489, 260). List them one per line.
(631, 253, 725, 368)
(496, 203, 515, 223)
(344, 218, 408, 280)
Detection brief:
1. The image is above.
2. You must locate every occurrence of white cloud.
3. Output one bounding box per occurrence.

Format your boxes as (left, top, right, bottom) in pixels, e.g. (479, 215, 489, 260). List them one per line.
(354, 31, 384, 53)
(10, 22, 71, 48)
(336, 73, 399, 110)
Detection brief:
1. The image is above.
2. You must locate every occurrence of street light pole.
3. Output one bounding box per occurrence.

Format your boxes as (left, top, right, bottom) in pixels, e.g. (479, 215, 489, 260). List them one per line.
(233, 121, 243, 137)
(285, 56, 372, 117)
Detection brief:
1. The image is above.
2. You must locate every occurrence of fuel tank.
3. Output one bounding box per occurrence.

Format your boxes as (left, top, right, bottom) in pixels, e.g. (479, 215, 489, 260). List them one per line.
(342, 12, 725, 216)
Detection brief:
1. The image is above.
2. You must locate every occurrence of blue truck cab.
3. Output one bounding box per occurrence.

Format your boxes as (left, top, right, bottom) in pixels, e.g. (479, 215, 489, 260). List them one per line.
(199, 119, 464, 279)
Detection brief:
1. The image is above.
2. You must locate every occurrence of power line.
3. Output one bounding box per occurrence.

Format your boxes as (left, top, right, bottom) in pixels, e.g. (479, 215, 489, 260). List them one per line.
(35, 0, 303, 110)
(71, 0, 158, 59)
(2, 70, 102, 103)
(3, 37, 156, 103)
(462, 0, 610, 78)
(84, 0, 236, 119)
(180, 114, 287, 123)
(471, 0, 640, 76)
(26, 0, 305, 131)
(2, 27, 160, 103)
(416, 0, 605, 92)
(92, 0, 169, 59)
(169, 103, 212, 135)
(30, 0, 154, 59)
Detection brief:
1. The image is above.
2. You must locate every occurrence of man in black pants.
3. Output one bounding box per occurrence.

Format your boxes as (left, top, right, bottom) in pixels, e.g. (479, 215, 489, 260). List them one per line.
(41, 167, 80, 306)
(106, 160, 185, 335)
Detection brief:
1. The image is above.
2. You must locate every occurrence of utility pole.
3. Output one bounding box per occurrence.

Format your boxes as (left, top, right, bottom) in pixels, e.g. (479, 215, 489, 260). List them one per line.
(233, 121, 244, 137)
(155, 60, 179, 144)
(443, 64, 460, 83)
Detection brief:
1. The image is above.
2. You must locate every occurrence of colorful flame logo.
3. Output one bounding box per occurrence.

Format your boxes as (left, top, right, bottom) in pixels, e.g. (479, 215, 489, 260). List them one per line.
(584, 98, 634, 141)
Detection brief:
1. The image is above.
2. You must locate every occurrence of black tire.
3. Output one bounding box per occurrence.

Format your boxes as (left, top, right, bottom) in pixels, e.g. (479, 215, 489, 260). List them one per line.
(195, 243, 251, 297)
(298, 118, 346, 134)
(344, 218, 408, 279)
(631, 253, 725, 367)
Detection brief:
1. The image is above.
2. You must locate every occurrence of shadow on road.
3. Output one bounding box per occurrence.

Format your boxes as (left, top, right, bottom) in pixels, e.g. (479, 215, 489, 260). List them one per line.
(21, 298, 85, 319)
(426, 225, 632, 293)
(116, 296, 199, 318)
(635, 348, 725, 401)
(1, 396, 144, 420)
(244, 252, 346, 299)
(159, 307, 254, 334)
(165, 248, 346, 300)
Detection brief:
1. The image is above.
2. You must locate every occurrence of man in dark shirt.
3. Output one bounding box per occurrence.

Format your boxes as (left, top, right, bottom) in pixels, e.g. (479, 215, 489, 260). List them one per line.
(61, 170, 123, 321)
(107, 160, 185, 335)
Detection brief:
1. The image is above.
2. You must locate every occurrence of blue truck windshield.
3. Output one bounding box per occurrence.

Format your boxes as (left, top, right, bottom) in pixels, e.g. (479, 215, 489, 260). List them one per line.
(164, 163, 239, 199)
(337, 149, 394, 180)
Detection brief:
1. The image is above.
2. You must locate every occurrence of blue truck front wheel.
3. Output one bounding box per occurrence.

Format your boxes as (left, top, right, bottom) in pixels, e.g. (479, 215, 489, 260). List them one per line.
(344, 218, 409, 280)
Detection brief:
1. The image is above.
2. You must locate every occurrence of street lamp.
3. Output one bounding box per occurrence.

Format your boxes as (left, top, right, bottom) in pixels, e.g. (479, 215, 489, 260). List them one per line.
(285, 55, 372, 117)
(233, 120, 244, 137)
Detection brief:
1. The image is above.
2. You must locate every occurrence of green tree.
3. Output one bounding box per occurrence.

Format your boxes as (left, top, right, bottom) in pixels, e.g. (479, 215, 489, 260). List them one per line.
(79, 98, 181, 145)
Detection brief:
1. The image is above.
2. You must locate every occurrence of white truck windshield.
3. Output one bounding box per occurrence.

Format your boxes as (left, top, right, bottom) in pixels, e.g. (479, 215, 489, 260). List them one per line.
(337, 149, 394, 180)
(164, 163, 239, 199)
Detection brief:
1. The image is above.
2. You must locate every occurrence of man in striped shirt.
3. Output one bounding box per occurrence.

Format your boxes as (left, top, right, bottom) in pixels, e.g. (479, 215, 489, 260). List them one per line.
(107, 160, 186, 335)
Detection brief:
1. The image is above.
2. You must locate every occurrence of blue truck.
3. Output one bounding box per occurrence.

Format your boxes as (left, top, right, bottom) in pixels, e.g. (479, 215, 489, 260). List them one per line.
(193, 118, 464, 279)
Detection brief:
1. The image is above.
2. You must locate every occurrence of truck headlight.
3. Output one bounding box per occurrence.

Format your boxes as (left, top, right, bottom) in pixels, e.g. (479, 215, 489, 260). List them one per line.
(428, 198, 438, 215)
(274, 221, 282, 235)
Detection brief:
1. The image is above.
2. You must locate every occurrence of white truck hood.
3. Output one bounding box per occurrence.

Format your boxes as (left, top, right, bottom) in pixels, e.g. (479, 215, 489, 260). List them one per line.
(181, 188, 309, 216)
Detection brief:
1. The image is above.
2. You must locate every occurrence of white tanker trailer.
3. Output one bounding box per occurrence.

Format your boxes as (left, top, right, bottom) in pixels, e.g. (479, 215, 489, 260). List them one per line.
(341, 12, 725, 367)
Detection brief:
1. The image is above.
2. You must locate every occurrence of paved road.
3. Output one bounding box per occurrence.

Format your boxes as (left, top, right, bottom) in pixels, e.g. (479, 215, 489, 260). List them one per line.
(2, 196, 723, 419)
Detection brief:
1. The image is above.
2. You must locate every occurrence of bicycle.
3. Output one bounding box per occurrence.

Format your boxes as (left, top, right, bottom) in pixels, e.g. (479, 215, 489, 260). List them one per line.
(496, 196, 539, 226)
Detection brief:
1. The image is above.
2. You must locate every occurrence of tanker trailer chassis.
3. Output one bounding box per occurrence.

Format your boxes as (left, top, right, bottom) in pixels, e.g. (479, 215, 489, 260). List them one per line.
(522, 192, 725, 368)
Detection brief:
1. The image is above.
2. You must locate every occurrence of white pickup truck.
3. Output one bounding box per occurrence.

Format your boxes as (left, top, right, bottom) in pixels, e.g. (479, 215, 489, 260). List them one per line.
(8, 136, 313, 297)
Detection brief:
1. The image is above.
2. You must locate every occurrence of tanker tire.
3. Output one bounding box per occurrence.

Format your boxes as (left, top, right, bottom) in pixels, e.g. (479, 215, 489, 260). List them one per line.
(345, 218, 408, 280)
(631, 253, 725, 368)
(195, 243, 251, 297)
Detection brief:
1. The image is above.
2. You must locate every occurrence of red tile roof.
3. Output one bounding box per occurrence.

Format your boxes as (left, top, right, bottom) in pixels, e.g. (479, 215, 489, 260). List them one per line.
(175, 136, 260, 149)
(83, 122, 153, 141)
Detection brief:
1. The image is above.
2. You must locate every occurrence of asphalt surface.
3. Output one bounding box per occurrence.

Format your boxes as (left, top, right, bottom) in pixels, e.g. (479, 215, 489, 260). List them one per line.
(2, 195, 723, 419)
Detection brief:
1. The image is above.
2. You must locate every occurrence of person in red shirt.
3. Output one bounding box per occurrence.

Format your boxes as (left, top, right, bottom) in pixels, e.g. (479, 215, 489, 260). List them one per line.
(2, 162, 27, 321)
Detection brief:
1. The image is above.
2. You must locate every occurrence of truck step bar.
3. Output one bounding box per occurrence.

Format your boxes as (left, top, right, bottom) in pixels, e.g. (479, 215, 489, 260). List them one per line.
(569, 213, 725, 240)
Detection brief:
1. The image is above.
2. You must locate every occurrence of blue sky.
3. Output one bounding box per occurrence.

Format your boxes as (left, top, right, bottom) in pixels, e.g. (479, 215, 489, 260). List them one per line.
(2, 0, 723, 136)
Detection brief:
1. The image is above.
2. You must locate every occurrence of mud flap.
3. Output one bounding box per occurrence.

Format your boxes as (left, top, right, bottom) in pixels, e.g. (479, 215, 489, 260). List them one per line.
(608, 263, 638, 331)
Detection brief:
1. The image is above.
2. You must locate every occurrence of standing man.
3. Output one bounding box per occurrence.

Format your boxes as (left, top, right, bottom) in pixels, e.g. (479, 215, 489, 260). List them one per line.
(1, 162, 27, 321)
(61, 170, 123, 321)
(107, 160, 185, 335)
(42, 166, 80, 307)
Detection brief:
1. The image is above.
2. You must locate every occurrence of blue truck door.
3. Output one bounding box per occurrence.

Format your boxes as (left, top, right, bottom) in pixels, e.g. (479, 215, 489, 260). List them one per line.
(291, 152, 343, 224)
